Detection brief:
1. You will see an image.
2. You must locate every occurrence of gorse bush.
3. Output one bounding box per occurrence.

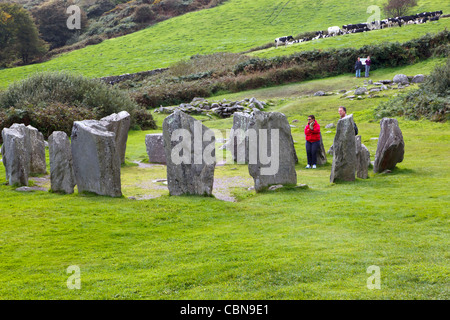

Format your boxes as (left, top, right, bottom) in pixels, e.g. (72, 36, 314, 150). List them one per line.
(375, 57, 450, 122)
(0, 72, 156, 139)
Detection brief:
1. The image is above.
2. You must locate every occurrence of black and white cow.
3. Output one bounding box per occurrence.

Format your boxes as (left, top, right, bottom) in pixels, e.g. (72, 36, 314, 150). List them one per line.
(275, 36, 294, 48)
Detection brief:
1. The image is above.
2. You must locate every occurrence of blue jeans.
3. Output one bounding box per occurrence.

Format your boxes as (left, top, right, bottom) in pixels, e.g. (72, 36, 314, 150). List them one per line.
(306, 141, 320, 165)
(365, 65, 370, 77)
(355, 69, 361, 77)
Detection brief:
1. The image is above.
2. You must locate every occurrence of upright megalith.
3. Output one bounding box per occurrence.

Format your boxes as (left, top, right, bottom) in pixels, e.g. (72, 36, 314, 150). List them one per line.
(48, 131, 76, 194)
(330, 114, 357, 182)
(317, 133, 327, 166)
(1, 127, 29, 186)
(247, 111, 297, 192)
(100, 111, 131, 164)
(162, 110, 216, 196)
(145, 133, 166, 164)
(373, 118, 405, 173)
(9, 124, 46, 175)
(229, 112, 253, 163)
(71, 120, 122, 197)
(26, 125, 47, 174)
(355, 135, 370, 179)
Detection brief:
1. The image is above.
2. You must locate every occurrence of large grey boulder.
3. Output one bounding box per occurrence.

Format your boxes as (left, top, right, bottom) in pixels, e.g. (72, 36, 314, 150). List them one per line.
(411, 74, 425, 83)
(145, 133, 166, 164)
(393, 74, 409, 85)
(330, 114, 357, 182)
(247, 111, 297, 191)
(355, 135, 370, 179)
(48, 131, 76, 194)
(1, 127, 29, 186)
(162, 110, 215, 196)
(373, 118, 405, 173)
(100, 111, 131, 164)
(71, 120, 122, 197)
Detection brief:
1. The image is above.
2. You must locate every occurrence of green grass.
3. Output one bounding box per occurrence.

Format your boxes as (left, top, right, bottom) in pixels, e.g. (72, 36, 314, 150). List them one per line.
(1, 0, 449, 89)
(0, 61, 449, 299)
(251, 18, 450, 58)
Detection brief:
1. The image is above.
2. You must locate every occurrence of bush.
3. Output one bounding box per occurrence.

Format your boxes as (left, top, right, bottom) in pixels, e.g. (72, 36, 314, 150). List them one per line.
(375, 58, 450, 122)
(0, 72, 157, 139)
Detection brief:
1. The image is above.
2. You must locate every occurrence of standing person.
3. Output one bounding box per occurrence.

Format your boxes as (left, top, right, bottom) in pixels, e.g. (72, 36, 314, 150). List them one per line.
(365, 55, 371, 78)
(338, 106, 358, 135)
(304, 115, 321, 169)
(355, 57, 363, 78)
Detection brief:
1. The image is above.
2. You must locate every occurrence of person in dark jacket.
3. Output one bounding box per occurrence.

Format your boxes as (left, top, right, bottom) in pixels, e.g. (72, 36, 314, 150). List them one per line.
(304, 115, 321, 169)
(355, 57, 363, 78)
(365, 55, 371, 78)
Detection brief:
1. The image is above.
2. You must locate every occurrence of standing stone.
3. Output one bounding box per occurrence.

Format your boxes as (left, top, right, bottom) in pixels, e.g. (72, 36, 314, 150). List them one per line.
(26, 125, 47, 174)
(229, 112, 253, 163)
(317, 132, 327, 166)
(247, 111, 297, 191)
(71, 120, 122, 197)
(145, 133, 166, 164)
(162, 110, 215, 196)
(48, 131, 76, 194)
(330, 114, 357, 182)
(373, 118, 405, 173)
(355, 135, 370, 179)
(1, 127, 29, 186)
(100, 111, 131, 164)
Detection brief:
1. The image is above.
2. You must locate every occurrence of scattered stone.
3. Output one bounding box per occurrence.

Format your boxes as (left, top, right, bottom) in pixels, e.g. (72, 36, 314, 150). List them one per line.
(330, 114, 357, 182)
(325, 123, 335, 129)
(71, 120, 122, 197)
(379, 80, 392, 84)
(145, 133, 166, 164)
(268, 184, 283, 191)
(393, 74, 409, 85)
(15, 186, 47, 192)
(48, 131, 76, 194)
(373, 118, 405, 173)
(354, 87, 368, 95)
(291, 119, 299, 123)
(314, 91, 326, 96)
(162, 110, 215, 196)
(248, 111, 297, 192)
(100, 111, 131, 164)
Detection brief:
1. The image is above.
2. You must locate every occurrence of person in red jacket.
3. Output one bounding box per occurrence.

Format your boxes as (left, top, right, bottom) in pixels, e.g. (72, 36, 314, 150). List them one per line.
(304, 115, 321, 169)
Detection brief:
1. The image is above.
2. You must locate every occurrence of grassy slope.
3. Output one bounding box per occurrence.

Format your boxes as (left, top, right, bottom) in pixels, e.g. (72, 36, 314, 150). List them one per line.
(1, 0, 449, 88)
(252, 18, 450, 58)
(0, 60, 448, 299)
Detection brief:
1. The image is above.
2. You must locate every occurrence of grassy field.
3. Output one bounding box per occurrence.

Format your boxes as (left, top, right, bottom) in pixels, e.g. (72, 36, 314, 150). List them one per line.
(0, 61, 448, 299)
(0, 0, 449, 88)
(251, 18, 450, 58)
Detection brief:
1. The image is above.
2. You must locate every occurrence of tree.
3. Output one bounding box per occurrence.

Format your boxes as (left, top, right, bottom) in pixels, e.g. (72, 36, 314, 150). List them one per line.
(32, 0, 88, 49)
(0, 3, 48, 66)
(384, 0, 418, 18)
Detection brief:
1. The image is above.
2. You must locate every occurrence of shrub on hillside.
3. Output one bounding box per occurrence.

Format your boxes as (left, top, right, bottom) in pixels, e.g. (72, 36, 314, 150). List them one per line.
(0, 72, 156, 139)
(374, 58, 450, 122)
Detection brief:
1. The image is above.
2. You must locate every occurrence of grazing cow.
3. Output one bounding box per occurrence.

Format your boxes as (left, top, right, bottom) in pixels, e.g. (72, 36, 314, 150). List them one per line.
(430, 16, 440, 21)
(312, 31, 324, 40)
(328, 26, 341, 36)
(275, 35, 294, 48)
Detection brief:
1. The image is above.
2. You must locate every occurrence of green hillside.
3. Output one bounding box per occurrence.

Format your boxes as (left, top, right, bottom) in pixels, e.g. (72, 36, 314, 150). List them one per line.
(1, 0, 449, 88)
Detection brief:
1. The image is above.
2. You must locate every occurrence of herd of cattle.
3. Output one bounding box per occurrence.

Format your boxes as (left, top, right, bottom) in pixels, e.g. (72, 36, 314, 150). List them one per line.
(275, 10, 444, 48)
